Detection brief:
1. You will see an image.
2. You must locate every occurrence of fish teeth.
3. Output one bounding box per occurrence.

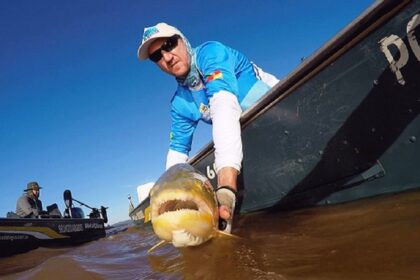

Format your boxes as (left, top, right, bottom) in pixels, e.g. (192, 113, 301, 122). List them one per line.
(172, 229, 204, 247)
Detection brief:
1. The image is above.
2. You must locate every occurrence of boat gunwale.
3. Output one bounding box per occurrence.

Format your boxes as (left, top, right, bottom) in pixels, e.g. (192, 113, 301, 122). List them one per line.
(189, 0, 412, 166)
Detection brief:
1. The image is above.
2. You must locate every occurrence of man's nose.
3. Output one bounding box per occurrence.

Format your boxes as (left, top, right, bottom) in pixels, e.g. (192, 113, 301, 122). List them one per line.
(162, 51, 173, 62)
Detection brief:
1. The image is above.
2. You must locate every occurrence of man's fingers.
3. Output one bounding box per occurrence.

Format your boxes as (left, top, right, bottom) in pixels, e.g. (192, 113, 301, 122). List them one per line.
(219, 205, 231, 220)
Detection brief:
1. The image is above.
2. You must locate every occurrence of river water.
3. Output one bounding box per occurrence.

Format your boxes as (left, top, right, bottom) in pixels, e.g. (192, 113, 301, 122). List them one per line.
(1, 190, 420, 280)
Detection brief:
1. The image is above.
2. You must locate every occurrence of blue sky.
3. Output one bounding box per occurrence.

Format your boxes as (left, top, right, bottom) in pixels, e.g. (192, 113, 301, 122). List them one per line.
(0, 0, 374, 224)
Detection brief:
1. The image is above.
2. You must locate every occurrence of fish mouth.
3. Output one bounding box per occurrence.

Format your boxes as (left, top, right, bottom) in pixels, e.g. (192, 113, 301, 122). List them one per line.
(152, 189, 213, 218)
(157, 199, 199, 215)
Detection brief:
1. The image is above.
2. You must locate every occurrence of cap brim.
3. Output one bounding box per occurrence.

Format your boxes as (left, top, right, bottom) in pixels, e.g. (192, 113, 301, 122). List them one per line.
(24, 187, 42, 191)
(137, 38, 160, 60)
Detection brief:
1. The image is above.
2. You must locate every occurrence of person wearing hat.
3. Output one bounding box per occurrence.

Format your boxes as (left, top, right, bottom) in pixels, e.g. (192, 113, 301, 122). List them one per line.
(137, 23, 278, 233)
(16, 181, 44, 218)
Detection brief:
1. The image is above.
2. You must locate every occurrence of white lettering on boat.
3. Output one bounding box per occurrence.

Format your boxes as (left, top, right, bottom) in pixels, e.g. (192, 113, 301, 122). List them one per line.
(58, 224, 83, 233)
(407, 14, 420, 60)
(0, 235, 29, 240)
(379, 13, 419, 85)
(206, 163, 216, 179)
(84, 223, 104, 229)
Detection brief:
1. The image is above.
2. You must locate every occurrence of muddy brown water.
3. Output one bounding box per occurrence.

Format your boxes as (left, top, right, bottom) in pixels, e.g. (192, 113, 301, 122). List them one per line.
(1, 190, 420, 280)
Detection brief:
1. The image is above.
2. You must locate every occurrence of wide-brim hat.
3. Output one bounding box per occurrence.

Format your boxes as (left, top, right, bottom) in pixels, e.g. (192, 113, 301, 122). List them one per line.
(137, 22, 182, 60)
(25, 181, 42, 191)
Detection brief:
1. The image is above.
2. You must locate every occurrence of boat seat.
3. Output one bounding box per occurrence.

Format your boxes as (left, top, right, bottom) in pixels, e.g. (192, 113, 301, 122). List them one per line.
(47, 203, 63, 218)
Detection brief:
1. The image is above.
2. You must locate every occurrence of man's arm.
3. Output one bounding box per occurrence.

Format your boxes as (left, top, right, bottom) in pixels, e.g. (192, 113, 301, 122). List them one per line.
(217, 167, 238, 190)
(16, 196, 36, 217)
(166, 107, 197, 170)
(166, 149, 188, 170)
(209, 90, 242, 190)
(196, 42, 243, 189)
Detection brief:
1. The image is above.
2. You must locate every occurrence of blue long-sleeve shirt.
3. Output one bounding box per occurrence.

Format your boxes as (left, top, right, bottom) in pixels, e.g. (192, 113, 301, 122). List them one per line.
(169, 41, 273, 156)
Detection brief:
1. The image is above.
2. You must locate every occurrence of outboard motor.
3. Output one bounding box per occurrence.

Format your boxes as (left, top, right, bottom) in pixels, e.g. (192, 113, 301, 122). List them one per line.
(63, 189, 108, 223)
(100, 206, 108, 224)
(63, 190, 73, 218)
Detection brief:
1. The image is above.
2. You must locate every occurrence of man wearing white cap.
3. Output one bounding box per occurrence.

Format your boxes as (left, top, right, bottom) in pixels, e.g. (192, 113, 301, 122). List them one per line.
(138, 23, 278, 233)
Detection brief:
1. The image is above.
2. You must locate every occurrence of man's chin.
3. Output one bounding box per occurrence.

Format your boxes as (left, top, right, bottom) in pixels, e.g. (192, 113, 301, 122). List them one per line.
(172, 66, 189, 78)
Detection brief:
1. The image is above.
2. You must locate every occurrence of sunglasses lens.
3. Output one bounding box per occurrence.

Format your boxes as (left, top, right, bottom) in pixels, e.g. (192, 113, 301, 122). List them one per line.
(149, 50, 163, 62)
(162, 35, 179, 52)
(149, 35, 180, 63)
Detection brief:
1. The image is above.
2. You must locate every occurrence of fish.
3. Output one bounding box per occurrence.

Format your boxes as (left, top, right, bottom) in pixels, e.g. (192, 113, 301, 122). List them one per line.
(148, 163, 234, 253)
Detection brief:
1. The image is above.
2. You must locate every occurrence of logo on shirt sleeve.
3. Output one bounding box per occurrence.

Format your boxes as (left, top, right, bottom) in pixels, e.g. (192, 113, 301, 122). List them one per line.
(205, 70, 223, 83)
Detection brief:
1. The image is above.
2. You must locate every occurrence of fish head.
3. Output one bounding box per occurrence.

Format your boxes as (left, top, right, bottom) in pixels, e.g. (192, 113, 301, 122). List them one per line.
(150, 164, 218, 247)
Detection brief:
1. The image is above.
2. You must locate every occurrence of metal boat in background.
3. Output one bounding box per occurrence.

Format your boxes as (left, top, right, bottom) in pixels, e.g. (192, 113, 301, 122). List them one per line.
(0, 217, 106, 257)
(130, 0, 420, 224)
(0, 190, 108, 257)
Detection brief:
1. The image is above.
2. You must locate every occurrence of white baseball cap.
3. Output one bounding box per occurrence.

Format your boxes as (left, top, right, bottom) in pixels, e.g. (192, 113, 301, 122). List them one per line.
(137, 22, 182, 60)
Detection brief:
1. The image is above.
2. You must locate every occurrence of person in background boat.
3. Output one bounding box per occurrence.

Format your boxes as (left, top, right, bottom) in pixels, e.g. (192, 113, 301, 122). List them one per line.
(137, 23, 279, 233)
(16, 181, 44, 218)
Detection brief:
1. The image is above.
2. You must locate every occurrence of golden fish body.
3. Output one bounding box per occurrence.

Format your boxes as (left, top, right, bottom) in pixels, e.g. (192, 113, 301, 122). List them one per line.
(150, 164, 219, 248)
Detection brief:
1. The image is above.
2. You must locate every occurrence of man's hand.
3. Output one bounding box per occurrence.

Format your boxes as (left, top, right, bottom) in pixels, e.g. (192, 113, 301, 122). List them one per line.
(217, 166, 238, 221)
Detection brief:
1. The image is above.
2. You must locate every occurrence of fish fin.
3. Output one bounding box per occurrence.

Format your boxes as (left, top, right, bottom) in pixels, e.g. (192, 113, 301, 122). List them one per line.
(147, 240, 167, 254)
(216, 230, 241, 239)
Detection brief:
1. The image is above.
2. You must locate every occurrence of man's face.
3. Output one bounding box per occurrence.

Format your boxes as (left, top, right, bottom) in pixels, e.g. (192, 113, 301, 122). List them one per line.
(148, 36, 190, 78)
(32, 189, 40, 198)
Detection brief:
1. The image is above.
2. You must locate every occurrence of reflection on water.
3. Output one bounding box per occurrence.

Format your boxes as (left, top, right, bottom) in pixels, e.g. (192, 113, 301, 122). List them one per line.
(2, 190, 420, 280)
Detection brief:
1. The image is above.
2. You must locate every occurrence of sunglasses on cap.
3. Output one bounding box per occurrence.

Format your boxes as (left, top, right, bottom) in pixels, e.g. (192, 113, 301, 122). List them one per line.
(149, 35, 181, 63)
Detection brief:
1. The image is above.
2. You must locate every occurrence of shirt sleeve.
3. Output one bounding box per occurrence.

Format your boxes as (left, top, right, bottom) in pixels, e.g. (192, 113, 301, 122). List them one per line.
(210, 90, 243, 172)
(169, 106, 198, 156)
(196, 42, 240, 99)
(16, 196, 35, 217)
(166, 149, 189, 170)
